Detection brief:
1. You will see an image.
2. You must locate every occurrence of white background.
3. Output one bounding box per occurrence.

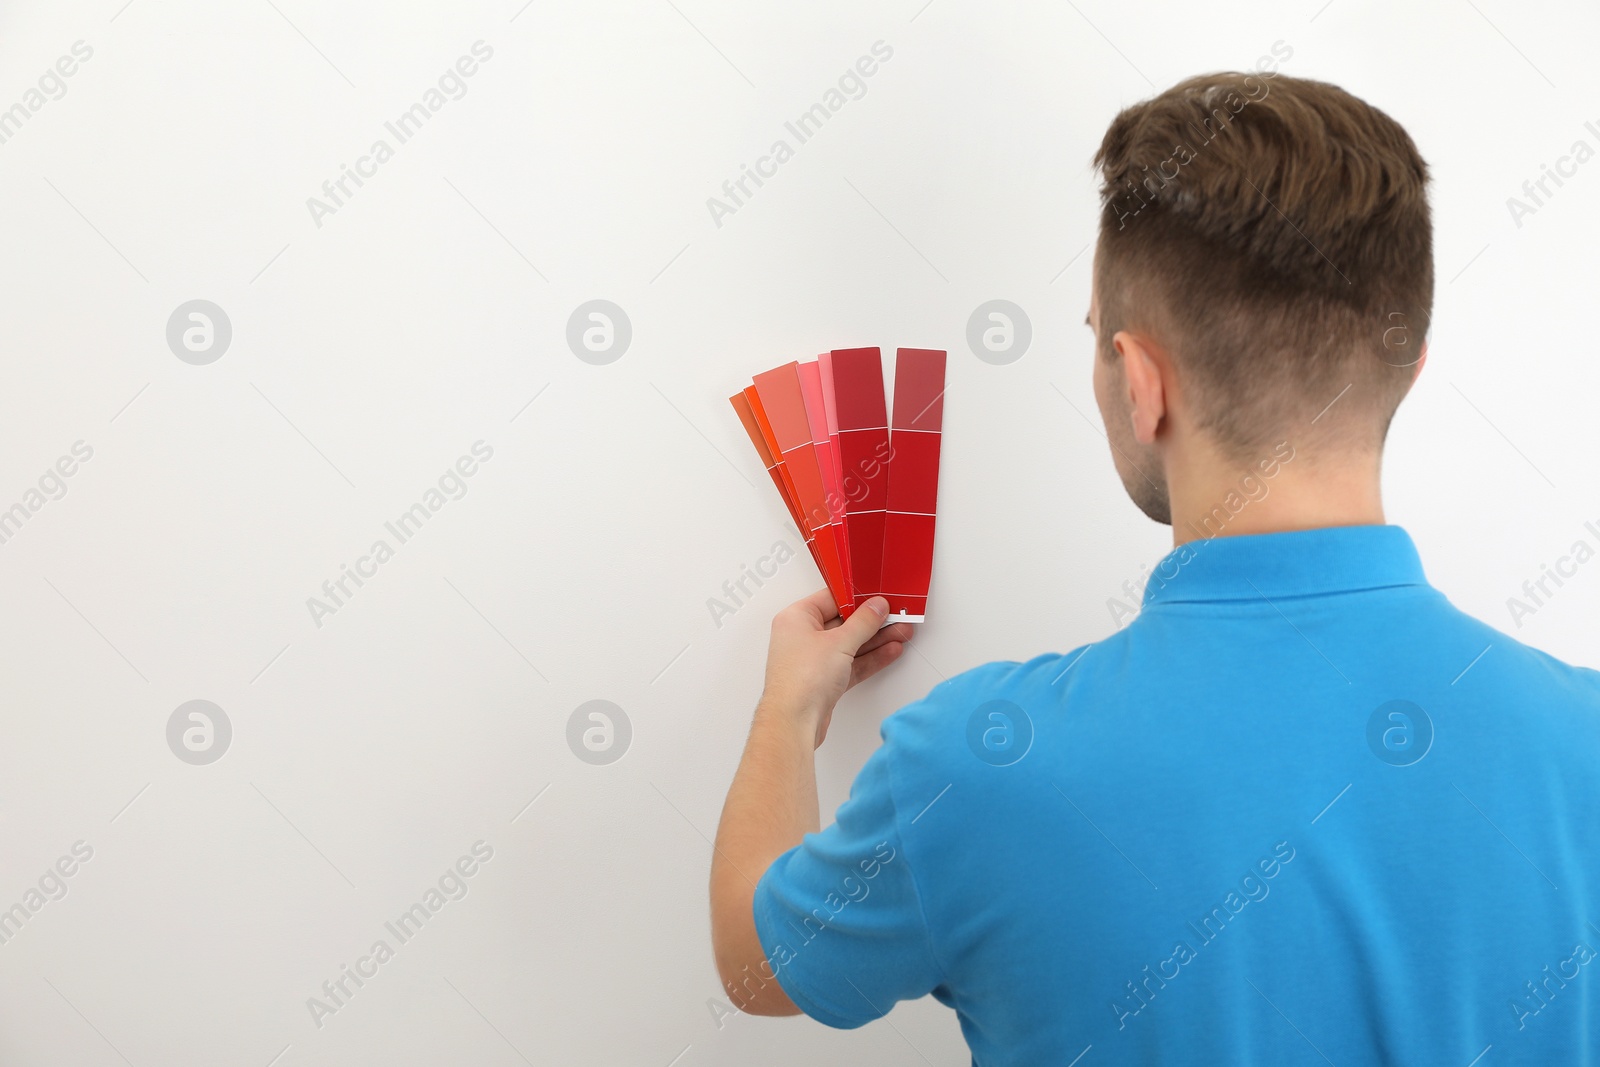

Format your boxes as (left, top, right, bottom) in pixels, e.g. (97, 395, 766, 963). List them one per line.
(1, 0, 1596, 1064)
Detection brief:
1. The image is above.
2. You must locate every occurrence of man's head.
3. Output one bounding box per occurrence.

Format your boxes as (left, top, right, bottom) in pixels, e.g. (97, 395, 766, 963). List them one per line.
(1088, 72, 1432, 524)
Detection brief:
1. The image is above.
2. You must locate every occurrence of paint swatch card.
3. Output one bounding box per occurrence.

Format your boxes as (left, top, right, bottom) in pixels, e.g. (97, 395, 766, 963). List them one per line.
(880, 348, 945, 622)
(730, 346, 945, 622)
(827, 348, 892, 614)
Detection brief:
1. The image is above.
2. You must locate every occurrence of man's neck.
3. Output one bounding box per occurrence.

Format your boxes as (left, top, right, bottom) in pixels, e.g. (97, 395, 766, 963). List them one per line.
(1167, 444, 1386, 547)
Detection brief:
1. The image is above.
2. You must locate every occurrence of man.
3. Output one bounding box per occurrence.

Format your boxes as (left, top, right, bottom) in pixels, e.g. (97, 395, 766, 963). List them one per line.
(710, 71, 1600, 1065)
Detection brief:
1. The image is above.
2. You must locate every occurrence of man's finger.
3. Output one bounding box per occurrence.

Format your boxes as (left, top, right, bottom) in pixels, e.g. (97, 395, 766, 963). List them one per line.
(794, 587, 842, 626)
(833, 596, 890, 653)
(848, 637, 906, 690)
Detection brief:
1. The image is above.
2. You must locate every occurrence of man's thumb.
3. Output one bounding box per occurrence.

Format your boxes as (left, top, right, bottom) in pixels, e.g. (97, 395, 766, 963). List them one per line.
(839, 596, 891, 648)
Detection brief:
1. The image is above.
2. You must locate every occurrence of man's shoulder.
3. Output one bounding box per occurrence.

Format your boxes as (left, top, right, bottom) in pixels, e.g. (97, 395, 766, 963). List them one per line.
(1425, 589, 1600, 704)
(1481, 629, 1600, 716)
(879, 640, 1114, 750)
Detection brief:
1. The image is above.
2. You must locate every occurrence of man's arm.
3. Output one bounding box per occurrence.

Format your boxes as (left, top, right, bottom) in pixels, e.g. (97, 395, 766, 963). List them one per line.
(710, 591, 911, 1016)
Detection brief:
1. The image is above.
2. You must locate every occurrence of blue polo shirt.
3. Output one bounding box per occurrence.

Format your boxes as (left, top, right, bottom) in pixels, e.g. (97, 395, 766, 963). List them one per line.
(753, 525, 1600, 1065)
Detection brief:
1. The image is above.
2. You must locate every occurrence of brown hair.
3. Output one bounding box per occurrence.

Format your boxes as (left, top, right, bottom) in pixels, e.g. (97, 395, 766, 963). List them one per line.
(1092, 72, 1432, 457)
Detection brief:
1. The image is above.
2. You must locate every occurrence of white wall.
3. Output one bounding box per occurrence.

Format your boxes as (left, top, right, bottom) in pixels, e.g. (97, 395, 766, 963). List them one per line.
(1, 0, 1595, 1063)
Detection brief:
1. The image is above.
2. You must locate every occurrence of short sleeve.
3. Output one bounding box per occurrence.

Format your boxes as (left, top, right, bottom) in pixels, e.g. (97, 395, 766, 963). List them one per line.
(751, 738, 944, 1028)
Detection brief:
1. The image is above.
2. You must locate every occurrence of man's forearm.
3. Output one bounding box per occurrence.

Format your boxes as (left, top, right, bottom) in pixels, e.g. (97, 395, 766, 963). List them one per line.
(710, 699, 819, 1014)
(706, 592, 906, 1016)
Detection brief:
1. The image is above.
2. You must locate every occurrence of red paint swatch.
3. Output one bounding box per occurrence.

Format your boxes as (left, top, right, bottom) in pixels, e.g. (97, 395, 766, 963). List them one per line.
(827, 348, 892, 612)
(798, 360, 851, 600)
(881, 348, 945, 621)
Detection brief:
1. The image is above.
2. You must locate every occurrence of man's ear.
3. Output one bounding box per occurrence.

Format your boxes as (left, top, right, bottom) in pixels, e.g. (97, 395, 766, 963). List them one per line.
(1114, 331, 1167, 445)
(1412, 342, 1428, 384)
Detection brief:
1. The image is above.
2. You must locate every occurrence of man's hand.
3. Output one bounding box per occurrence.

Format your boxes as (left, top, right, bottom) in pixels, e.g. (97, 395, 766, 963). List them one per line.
(760, 590, 915, 747)
(710, 588, 914, 1017)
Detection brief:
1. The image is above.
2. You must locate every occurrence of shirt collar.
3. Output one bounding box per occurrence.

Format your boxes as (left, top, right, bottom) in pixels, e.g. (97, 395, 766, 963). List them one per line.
(1141, 524, 1429, 608)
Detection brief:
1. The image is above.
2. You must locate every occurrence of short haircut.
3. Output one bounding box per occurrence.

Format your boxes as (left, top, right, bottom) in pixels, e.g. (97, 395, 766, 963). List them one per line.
(1092, 72, 1432, 458)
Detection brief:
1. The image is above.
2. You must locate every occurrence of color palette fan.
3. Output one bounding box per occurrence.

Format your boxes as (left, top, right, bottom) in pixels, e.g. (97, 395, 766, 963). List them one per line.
(729, 347, 946, 623)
